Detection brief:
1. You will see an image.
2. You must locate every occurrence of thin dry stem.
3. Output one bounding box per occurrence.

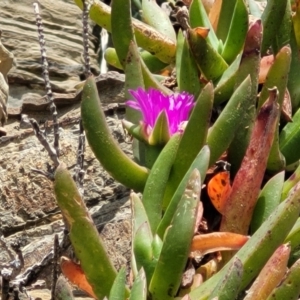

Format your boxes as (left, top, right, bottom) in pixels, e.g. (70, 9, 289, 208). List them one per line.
(73, 0, 91, 190)
(33, 2, 60, 158)
(73, 120, 86, 189)
(29, 118, 60, 166)
(82, 0, 92, 78)
(51, 234, 59, 300)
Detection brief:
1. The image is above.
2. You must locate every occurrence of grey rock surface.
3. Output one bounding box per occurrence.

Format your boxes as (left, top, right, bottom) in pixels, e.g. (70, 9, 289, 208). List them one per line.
(1, 0, 99, 109)
(0, 33, 13, 126)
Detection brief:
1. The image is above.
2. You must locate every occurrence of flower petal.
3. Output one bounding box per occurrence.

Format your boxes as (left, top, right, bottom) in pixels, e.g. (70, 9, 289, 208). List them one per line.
(126, 88, 195, 141)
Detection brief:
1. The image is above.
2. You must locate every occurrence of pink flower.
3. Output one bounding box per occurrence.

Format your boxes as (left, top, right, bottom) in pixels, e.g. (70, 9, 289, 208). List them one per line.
(126, 88, 194, 137)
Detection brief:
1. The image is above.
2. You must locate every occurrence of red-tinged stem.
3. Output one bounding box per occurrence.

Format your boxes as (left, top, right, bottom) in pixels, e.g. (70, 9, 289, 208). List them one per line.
(220, 88, 280, 234)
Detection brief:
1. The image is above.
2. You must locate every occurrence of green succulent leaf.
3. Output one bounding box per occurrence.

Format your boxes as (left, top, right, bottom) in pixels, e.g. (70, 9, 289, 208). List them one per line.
(141, 0, 176, 42)
(105, 48, 123, 70)
(261, 0, 287, 55)
(176, 30, 201, 97)
(208, 256, 243, 300)
(281, 163, 300, 201)
(142, 144, 165, 170)
(285, 218, 300, 265)
(292, 0, 300, 49)
(131, 253, 138, 283)
(163, 83, 213, 207)
(214, 54, 241, 106)
(131, 192, 152, 238)
(54, 164, 124, 299)
(140, 56, 172, 95)
(221, 0, 248, 64)
(235, 17, 262, 98)
(150, 169, 201, 300)
(215, 0, 237, 42)
(73, 0, 176, 63)
(111, 0, 134, 68)
(258, 46, 291, 110)
(122, 37, 171, 97)
(122, 121, 146, 143)
(109, 267, 127, 300)
(129, 268, 147, 300)
(288, 246, 300, 268)
(131, 191, 155, 282)
(187, 28, 228, 81)
(272, 0, 292, 54)
(287, 24, 300, 110)
(152, 234, 163, 262)
(105, 47, 167, 73)
(189, 0, 219, 48)
(189, 181, 300, 300)
(207, 75, 252, 166)
(131, 192, 157, 282)
(280, 107, 300, 165)
(228, 19, 262, 174)
(122, 120, 163, 169)
(143, 133, 181, 234)
(137, 50, 168, 73)
(148, 110, 171, 146)
(81, 76, 149, 192)
(124, 41, 144, 125)
(257, 46, 291, 171)
(251, 171, 285, 233)
(267, 132, 286, 172)
(134, 222, 155, 282)
(157, 145, 210, 238)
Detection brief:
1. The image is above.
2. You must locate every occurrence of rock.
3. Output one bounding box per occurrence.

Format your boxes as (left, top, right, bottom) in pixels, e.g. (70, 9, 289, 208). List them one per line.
(0, 31, 13, 126)
(0, 0, 100, 111)
(26, 288, 51, 300)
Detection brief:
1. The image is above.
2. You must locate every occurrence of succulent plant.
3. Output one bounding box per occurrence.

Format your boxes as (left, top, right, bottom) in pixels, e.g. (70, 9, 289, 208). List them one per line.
(51, 0, 300, 299)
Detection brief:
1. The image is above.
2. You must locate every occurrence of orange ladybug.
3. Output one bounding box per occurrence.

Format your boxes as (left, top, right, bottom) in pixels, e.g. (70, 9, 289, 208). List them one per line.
(207, 161, 232, 215)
